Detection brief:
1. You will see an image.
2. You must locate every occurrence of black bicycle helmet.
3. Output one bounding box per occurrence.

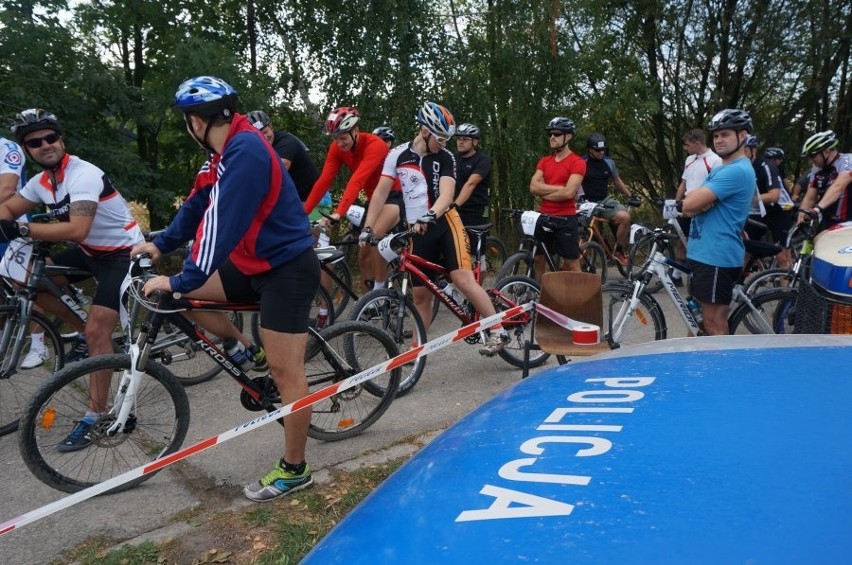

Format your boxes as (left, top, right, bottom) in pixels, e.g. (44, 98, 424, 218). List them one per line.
(247, 110, 271, 130)
(763, 147, 784, 160)
(456, 123, 481, 139)
(10, 108, 64, 143)
(744, 135, 759, 149)
(586, 132, 607, 149)
(706, 109, 753, 133)
(372, 126, 395, 142)
(545, 117, 575, 133)
(801, 130, 838, 157)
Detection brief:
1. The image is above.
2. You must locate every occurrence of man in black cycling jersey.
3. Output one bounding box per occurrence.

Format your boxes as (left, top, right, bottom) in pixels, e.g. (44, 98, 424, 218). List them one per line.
(134, 76, 320, 503)
(580, 133, 634, 266)
(744, 136, 792, 271)
(799, 130, 852, 228)
(452, 122, 492, 228)
(363, 102, 509, 356)
(247, 110, 319, 206)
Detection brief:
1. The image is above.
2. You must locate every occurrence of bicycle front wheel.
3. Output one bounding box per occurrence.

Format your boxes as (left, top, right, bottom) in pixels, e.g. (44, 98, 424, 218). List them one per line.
(0, 310, 64, 436)
(305, 321, 401, 441)
(481, 235, 508, 288)
(496, 252, 535, 282)
(18, 354, 189, 493)
(729, 288, 799, 334)
(492, 275, 548, 368)
(580, 241, 608, 283)
(349, 288, 427, 397)
(626, 234, 669, 294)
(601, 282, 667, 348)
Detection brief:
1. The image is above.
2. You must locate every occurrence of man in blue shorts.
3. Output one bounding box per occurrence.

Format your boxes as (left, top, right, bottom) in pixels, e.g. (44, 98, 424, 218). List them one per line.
(133, 77, 320, 502)
(681, 109, 756, 335)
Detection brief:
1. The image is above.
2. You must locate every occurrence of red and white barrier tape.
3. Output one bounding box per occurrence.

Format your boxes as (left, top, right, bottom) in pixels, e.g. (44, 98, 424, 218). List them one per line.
(0, 301, 533, 536)
(535, 303, 601, 345)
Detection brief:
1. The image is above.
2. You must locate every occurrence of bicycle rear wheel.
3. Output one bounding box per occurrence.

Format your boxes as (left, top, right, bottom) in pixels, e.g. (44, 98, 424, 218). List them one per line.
(305, 321, 401, 441)
(492, 276, 548, 368)
(601, 282, 667, 347)
(349, 288, 427, 397)
(742, 268, 797, 297)
(148, 311, 244, 387)
(0, 310, 64, 436)
(18, 353, 189, 493)
(729, 288, 799, 334)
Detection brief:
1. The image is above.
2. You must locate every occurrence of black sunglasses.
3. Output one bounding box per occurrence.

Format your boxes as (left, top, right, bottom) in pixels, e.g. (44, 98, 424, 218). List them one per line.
(549, 132, 565, 138)
(24, 133, 60, 149)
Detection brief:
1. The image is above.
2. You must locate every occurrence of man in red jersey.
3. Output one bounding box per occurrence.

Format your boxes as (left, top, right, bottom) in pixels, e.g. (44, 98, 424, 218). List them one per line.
(528, 117, 586, 277)
(304, 107, 403, 290)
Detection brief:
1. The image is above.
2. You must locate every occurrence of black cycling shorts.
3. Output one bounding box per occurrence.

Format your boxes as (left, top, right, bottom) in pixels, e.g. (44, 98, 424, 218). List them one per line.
(411, 208, 472, 286)
(218, 248, 320, 333)
(366, 190, 407, 224)
(51, 247, 130, 312)
(687, 259, 742, 305)
(536, 215, 579, 260)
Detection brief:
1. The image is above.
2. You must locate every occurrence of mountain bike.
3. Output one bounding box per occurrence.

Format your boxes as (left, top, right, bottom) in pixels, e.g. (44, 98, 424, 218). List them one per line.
(496, 209, 607, 283)
(350, 228, 542, 397)
(578, 196, 646, 276)
(17, 254, 401, 493)
(603, 229, 798, 348)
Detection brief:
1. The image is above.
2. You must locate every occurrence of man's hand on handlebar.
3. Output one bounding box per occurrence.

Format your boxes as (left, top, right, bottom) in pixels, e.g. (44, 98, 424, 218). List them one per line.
(358, 226, 373, 247)
(130, 241, 163, 263)
(413, 210, 436, 235)
(142, 275, 172, 297)
(317, 211, 341, 229)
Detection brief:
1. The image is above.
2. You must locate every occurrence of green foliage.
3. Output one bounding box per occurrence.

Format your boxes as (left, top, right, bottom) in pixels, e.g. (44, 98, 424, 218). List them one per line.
(2, 0, 850, 224)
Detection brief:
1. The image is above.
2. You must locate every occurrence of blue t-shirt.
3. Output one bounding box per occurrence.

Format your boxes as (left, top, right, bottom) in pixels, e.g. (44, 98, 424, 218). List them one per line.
(687, 157, 755, 268)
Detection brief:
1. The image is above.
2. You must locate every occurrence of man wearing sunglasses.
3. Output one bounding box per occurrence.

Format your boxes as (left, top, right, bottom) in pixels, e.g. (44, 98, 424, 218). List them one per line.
(529, 117, 587, 275)
(580, 132, 634, 266)
(364, 101, 510, 356)
(0, 109, 144, 450)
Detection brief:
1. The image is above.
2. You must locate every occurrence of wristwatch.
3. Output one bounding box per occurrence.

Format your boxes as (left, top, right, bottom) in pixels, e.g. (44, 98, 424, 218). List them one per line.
(17, 223, 29, 237)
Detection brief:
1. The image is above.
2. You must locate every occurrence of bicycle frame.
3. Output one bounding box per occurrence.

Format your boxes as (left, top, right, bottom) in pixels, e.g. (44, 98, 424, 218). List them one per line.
(391, 242, 529, 331)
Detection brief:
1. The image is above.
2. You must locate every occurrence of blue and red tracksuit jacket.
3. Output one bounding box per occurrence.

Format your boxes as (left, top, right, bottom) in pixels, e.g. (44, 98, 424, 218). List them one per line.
(154, 113, 313, 294)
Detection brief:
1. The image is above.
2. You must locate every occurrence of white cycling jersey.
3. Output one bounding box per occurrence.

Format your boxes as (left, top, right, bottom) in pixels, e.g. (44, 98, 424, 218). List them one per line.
(20, 154, 143, 256)
(0, 137, 25, 190)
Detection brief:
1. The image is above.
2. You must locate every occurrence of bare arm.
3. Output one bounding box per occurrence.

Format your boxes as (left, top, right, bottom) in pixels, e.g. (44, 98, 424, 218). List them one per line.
(454, 173, 483, 208)
(530, 170, 583, 201)
(0, 173, 19, 204)
(0, 193, 36, 221)
(362, 177, 394, 231)
(817, 171, 852, 210)
(681, 186, 717, 217)
(613, 176, 632, 197)
(675, 178, 686, 201)
(27, 200, 97, 242)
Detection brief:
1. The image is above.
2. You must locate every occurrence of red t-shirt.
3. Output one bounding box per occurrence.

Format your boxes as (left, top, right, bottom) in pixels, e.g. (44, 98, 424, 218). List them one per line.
(304, 132, 389, 216)
(535, 152, 586, 216)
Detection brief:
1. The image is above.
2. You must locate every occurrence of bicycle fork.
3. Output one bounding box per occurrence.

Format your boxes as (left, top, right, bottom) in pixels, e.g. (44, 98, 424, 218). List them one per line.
(104, 342, 146, 437)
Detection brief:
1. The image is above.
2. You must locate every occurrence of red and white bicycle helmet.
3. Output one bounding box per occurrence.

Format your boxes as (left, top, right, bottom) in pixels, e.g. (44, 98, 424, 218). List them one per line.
(325, 106, 360, 136)
(416, 102, 456, 139)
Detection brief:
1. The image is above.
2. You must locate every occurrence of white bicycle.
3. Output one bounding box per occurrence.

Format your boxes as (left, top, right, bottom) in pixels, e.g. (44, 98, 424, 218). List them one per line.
(604, 229, 799, 348)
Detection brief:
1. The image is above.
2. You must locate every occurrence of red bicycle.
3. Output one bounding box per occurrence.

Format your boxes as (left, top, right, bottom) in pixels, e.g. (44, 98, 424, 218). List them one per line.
(349, 227, 545, 397)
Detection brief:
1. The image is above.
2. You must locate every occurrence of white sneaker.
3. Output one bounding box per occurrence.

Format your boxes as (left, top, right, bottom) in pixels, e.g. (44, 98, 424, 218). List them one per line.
(21, 348, 50, 369)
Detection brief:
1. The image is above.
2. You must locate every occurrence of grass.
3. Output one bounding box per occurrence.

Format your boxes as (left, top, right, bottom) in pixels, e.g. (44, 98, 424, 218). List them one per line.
(61, 457, 408, 565)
